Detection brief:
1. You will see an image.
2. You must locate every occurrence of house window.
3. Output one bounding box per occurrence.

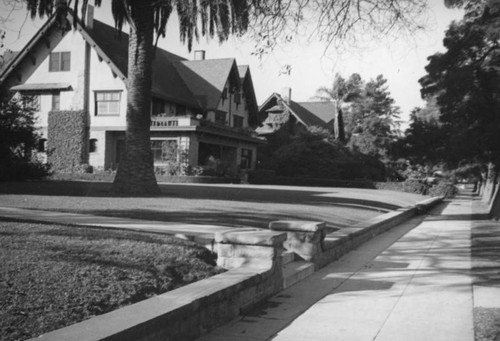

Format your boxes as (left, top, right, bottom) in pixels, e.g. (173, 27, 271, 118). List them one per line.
(234, 92, 241, 105)
(151, 139, 178, 163)
(38, 138, 47, 152)
(95, 91, 121, 116)
(89, 139, 98, 153)
(52, 92, 60, 110)
(152, 97, 165, 116)
(233, 115, 243, 128)
(175, 104, 186, 116)
(214, 111, 226, 125)
(240, 149, 252, 169)
(221, 87, 228, 105)
(49, 52, 71, 72)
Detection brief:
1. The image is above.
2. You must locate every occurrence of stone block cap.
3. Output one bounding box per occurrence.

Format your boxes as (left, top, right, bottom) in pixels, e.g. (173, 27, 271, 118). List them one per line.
(215, 228, 287, 246)
(269, 220, 326, 232)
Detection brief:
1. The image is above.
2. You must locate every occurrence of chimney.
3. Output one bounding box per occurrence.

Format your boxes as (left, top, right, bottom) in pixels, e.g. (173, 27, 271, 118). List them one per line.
(281, 87, 291, 104)
(194, 50, 206, 61)
(85, 2, 94, 29)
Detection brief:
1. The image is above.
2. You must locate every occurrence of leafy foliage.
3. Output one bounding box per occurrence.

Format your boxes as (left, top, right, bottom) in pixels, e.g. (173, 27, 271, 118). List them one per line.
(419, 0, 500, 167)
(316, 73, 401, 158)
(272, 127, 386, 181)
(0, 95, 49, 181)
(47, 110, 88, 173)
(393, 103, 447, 166)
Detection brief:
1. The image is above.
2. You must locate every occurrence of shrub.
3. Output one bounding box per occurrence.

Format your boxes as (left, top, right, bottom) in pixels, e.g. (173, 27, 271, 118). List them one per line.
(47, 110, 88, 173)
(0, 94, 51, 181)
(401, 179, 430, 195)
(271, 131, 386, 181)
(0, 161, 50, 181)
(429, 181, 457, 198)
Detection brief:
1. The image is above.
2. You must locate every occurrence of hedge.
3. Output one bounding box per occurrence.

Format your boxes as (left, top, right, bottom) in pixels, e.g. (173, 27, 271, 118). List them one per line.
(47, 110, 88, 173)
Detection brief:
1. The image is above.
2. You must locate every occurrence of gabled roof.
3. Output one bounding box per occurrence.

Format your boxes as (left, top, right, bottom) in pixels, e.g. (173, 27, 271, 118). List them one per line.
(0, 11, 61, 84)
(288, 101, 330, 128)
(1, 15, 254, 114)
(258, 93, 333, 131)
(175, 58, 240, 110)
(86, 20, 201, 110)
(298, 101, 337, 125)
(237, 65, 259, 126)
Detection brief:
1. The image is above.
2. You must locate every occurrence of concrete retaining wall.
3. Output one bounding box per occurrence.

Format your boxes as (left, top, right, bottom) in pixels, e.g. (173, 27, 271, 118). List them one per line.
(31, 196, 443, 341)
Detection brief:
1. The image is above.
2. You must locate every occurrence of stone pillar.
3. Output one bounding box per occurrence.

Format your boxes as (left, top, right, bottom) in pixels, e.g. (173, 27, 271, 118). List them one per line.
(269, 220, 326, 263)
(215, 228, 287, 270)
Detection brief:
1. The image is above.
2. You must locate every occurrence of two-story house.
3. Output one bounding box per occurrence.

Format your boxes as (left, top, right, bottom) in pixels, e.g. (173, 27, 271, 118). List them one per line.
(0, 9, 263, 175)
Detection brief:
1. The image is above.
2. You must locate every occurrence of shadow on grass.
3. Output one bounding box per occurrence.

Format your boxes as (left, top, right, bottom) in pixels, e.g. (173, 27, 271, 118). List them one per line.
(48, 208, 350, 230)
(0, 180, 402, 210)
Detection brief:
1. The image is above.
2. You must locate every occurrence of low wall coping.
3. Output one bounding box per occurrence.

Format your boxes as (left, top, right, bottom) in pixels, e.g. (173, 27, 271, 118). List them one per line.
(215, 229, 287, 246)
(269, 220, 326, 232)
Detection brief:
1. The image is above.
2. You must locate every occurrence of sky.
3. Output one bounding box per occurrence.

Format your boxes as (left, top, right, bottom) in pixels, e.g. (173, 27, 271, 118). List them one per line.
(0, 1, 464, 126)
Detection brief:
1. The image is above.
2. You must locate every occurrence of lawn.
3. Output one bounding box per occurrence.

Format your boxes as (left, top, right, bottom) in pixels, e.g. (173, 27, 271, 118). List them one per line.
(0, 181, 427, 231)
(0, 220, 223, 341)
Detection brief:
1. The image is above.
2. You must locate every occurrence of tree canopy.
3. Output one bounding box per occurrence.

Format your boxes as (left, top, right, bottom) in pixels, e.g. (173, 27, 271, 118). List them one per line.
(419, 0, 500, 167)
(316, 73, 401, 158)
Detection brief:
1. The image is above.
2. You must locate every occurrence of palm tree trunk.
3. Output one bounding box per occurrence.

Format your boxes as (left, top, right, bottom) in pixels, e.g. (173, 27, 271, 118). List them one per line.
(112, 1, 160, 195)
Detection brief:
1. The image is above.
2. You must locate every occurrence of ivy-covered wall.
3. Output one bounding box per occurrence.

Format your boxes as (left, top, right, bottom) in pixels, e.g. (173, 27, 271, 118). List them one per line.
(47, 110, 88, 173)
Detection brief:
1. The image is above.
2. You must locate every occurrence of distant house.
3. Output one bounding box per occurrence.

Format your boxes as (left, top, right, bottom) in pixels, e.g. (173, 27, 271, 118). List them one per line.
(0, 8, 264, 175)
(256, 90, 344, 163)
(257, 89, 344, 140)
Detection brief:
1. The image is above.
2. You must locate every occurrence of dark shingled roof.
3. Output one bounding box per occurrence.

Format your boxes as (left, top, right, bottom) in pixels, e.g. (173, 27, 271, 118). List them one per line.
(176, 58, 239, 110)
(298, 101, 337, 125)
(257, 93, 337, 134)
(10, 82, 71, 91)
(87, 20, 201, 110)
(287, 101, 330, 129)
(3, 17, 249, 115)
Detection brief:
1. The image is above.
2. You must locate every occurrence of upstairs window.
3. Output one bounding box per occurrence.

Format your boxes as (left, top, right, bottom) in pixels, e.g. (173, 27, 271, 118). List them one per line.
(234, 93, 241, 105)
(151, 98, 165, 116)
(214, 111, 226, 125)
(49, 52, 71, 72)
(233, 115, 243, 128)
(95, 91, 121, 116)
(175, 104, 186, 116)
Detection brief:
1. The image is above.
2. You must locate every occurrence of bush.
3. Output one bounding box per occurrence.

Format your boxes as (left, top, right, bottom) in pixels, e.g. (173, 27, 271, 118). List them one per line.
(0, 160, 50, 181)
(0, 94, 50, 181)
(271, 131, 386, 181)
(429, 181, 457, 198)
(401, 179, 430, 195)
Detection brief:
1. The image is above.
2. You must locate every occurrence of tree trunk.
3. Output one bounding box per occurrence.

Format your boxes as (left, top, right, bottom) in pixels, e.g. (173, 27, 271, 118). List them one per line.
(482, 162, 497, 204)
(112, 1, 160, 195)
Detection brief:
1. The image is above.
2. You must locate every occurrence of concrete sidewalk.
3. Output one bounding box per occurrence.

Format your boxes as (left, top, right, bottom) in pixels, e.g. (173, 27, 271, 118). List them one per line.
(197, 192, 499, 341)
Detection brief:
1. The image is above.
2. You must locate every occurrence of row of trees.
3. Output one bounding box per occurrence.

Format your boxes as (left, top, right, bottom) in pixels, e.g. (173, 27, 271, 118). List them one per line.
(397, 0, 500, 198)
